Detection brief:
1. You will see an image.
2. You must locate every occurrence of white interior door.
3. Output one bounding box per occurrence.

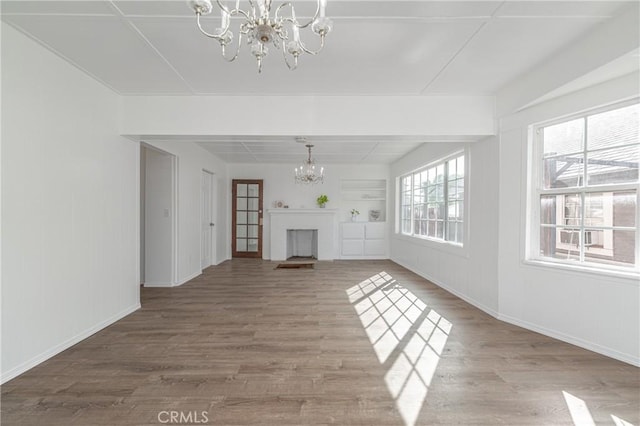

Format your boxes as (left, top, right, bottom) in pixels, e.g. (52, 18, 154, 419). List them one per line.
(201, 170, 215, 269)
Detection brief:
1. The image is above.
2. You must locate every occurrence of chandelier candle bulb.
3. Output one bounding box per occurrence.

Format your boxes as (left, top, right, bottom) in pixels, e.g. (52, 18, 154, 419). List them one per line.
(293, 25, 300, 43)
(320, 0, 326, 17)
(220, 9, 229, 29)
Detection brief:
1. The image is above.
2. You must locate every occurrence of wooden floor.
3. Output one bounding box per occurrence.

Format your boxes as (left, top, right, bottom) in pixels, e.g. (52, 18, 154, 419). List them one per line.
(2, 260, 639, 425)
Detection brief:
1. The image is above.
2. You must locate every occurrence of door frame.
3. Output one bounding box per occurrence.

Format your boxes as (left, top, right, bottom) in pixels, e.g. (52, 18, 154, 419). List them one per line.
(232, 179, 263, 258)
(201, 169, 217, 269)
(140, 142, 179, 287)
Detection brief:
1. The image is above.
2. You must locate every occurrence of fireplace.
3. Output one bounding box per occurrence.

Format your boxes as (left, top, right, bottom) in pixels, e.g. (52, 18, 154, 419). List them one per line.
(287, 229, 318, 259)
(268, 209, 337, 261)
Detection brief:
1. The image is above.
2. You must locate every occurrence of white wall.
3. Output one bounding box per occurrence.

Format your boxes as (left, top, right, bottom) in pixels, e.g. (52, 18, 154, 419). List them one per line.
(389, 140, 500, 315)
(1, 24, 140, 382)
(497, 73, 640, 366)
(229, 163, 390, 259)
(143, 140, 230, 282)
(143, 147, 174, 286)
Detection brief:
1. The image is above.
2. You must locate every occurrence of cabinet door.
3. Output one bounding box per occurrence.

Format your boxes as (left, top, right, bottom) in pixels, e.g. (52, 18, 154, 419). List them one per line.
(364, 239, 386, 256)
(342, 222, 365, 239)
(365, 222, 386, 239)
(342, 240, 364, 256)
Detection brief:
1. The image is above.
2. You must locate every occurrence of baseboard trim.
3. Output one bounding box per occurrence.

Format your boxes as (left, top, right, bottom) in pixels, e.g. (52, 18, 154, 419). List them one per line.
(143, 281, 174, 287)
(177, 271, 201, 286)
(391, 258, 500, 318)
(498, 313, 640, 367)
(1, 303, 141, 384)
(391, 257, 639, 367)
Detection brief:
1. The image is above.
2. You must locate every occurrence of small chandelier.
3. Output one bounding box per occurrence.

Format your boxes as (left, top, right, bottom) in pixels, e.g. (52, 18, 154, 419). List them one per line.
(188, 0, 333, 73)
(294, 144, 324, 184)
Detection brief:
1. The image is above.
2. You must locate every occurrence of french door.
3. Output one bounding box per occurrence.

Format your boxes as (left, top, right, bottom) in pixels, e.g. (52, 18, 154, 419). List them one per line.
(232, 179, 263, 258)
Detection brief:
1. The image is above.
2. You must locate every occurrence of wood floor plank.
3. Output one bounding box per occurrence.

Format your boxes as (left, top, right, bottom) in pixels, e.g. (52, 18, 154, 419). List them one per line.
(2, 259, 638, 425)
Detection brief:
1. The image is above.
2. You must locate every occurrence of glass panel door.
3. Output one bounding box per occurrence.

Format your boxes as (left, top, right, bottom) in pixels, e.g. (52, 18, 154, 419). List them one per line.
(232, 180, 263, 258)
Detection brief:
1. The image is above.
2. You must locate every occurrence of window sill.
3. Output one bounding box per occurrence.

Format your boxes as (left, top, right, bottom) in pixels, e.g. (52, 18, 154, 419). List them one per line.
(393, 233, 469, 258)
(522, 258, 640, 284)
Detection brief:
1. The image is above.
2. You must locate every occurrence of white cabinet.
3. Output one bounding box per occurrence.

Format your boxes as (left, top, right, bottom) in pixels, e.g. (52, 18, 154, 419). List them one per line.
(340, 222, 388, 259)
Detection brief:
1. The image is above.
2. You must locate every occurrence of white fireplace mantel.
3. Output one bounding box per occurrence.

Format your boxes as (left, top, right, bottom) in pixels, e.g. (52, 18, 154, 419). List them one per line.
(268, 209, 337, 261)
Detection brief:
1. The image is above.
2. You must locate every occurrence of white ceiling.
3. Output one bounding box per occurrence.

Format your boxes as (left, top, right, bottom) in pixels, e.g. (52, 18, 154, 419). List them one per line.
(2, 0, 637, 163)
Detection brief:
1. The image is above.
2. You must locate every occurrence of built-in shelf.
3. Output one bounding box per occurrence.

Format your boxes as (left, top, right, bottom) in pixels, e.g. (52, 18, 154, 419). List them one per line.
(341, 179, 387, 222)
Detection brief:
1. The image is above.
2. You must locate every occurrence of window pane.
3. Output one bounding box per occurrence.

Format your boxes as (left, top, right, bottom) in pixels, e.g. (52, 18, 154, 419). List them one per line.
(448, 180, 457, 200)
(587, 103, 639, 150)
(413, 172, 422, 189)
(436, 184, 444, 201)
(236, 197, 247, 210)
(436, 165, 445, 184)
(456, 222, 464, 243)
(428, 167, 436, 185)
(543, 118, 584, 156)
(236, 184, 247, 197)
(236, 225, 247, 238)
(540, 226, 580, 261)
(248, 225, 258, 238)
(247, 239, 258, 252)
(248, 212, 259, 224)
(236, 239, 247, 251)
(447, 158, 458, 180)
(540, 195, 557, 225)
(562, 194, 582, 226)
(584, 229, 636, 267)
(436, 221, 444, 239)
(456, 156, 465, 178)
(613, 191, 637, 227)
(247, 184, 259, 197)
(584, 192, 604, 227)
(542, 155, 584, 189)
(586, 145, 639, 186)
(402, 220, 411, 234)
(236, 211, 247, 224)
(248, 198, 259, 211)
(446, 222, 456, 241)
(427, 221, 435, 237)
(402, 176, 412, 192)
(456, 179, 465, 199)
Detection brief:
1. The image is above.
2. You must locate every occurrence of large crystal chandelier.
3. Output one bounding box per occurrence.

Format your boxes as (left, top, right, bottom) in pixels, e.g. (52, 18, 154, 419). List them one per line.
(294, 144, 324, 184)
(188, 0, 333, 73)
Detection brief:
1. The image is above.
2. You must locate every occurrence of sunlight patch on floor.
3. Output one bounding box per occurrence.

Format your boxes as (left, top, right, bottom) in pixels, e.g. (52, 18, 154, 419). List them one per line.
(563, 391, 635, 426)
(347, 272, 451, 426)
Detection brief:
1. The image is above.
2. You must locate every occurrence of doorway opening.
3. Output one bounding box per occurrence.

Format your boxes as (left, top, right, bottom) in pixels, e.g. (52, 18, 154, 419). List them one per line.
(140, 144, 177, 287)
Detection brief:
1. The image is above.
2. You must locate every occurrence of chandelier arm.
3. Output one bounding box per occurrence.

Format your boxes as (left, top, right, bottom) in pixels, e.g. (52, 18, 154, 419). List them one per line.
(195, 12, 224, 40)
(224, 31, 247, 62)
(281, 40, 298, 70)
(275, 1, 321, 30)
(220, 1, 252, 22)
(298, 33, 325, 55)
(247, 0, 262, 19)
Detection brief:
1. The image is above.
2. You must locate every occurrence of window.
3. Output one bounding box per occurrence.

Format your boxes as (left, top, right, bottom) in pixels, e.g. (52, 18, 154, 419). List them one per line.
(532, 101, 639, 272)
(399, 153, 465, 245)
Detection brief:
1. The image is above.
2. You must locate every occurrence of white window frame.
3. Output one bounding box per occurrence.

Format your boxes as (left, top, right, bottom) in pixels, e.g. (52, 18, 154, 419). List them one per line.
(398, 151, 466, 247)
(527, 99, 640, 276)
